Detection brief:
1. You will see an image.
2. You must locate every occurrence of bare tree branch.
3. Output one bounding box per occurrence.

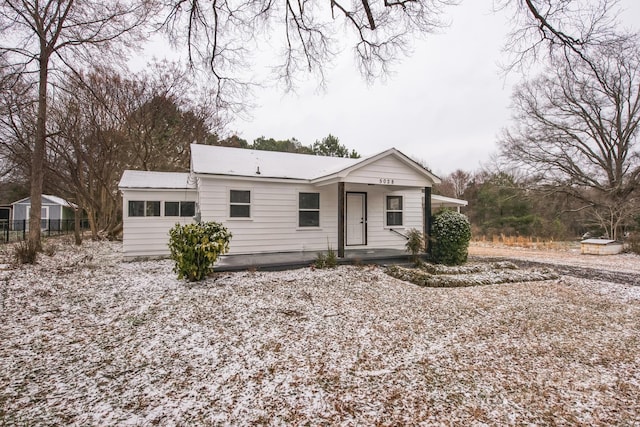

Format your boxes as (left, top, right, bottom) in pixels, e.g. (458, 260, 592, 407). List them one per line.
(499, 35, 640, 239)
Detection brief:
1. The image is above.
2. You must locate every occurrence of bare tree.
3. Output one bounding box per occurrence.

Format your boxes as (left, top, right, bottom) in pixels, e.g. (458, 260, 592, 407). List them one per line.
(499, 36, 640, 239)
(161, 0, 457, 94)
(499, 0, 627, 74)
(0, 0, 153, 251)
(44, 64, 221, 240)
(0, 71, 35, 184)
(122, 61, 227, 171)
(449, 169, 471, 199)
(160, 0, 631, 94)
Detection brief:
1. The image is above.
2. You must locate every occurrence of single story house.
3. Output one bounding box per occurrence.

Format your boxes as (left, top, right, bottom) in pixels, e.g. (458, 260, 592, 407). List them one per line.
(119, 145, 468, 260)
(11, 194, 77, 231)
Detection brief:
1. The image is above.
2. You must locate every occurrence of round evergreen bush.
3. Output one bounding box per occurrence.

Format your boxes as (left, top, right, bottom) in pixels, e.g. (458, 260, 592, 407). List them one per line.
(169, 221, 232, 281)
(430, 210, 471, 265)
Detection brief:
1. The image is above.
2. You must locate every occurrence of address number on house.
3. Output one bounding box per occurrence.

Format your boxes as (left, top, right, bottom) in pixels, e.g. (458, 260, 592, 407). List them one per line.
(379, 178, 395, 184)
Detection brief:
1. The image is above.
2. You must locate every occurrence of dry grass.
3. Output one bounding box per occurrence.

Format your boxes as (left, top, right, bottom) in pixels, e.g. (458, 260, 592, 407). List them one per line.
(474, 234, 571, 250)
(0, 240, 639, 425)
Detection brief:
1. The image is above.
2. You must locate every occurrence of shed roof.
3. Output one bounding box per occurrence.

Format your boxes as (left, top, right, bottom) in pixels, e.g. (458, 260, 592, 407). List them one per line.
(190, 144, 440, 184)
(119, 170, 196, 190)
(580, 239, 620, 245)
(12, 194, 77, 209)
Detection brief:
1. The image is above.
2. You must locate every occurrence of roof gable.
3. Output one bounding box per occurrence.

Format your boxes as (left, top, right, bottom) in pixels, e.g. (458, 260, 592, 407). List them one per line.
(313, 148, 440, 185)
(12, 194, 76, 208)
(190, 145, 439, 185)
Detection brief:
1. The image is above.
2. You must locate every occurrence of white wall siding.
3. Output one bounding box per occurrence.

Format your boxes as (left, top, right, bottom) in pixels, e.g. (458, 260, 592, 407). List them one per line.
(198, 177, 339, 255)
(345, 184, 424, 251)
(122, 189, 197, 260)
(343, 155, 433, 187)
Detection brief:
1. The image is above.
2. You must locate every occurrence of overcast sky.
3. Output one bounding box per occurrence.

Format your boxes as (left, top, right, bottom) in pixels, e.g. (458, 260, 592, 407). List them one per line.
(139, 0, 640, 177)
(231, 0, 513, 177)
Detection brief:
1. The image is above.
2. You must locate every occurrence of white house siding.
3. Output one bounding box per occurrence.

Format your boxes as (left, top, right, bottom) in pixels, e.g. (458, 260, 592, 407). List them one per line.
(340, 155, 433, 187)
(198, 177, 339, 255)
(122, 189, 197, 260)
(197, 176, 426, 255)
(343, 183, 424, 251)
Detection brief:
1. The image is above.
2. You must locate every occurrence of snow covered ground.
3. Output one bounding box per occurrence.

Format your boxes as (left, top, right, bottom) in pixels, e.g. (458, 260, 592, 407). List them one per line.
(1, 238, 639, 425)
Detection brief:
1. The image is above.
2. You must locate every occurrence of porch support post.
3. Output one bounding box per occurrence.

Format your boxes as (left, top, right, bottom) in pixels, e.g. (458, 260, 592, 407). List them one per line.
(338, 181, 345, 258)
(424, 186, 432, 254)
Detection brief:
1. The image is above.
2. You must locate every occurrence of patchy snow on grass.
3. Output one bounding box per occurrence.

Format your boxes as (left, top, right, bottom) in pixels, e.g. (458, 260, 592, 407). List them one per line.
(1, 238, 639, 425)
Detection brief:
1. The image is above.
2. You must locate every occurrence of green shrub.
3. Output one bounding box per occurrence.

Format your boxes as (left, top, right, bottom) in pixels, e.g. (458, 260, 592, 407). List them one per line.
(430, 210, 471, 265)
(315, 244, 338, 269)
(314, 252, 327, 269)
(405, 228, 424, 264)
(325, 245, 338, 268)
(168, 221, 232, 281)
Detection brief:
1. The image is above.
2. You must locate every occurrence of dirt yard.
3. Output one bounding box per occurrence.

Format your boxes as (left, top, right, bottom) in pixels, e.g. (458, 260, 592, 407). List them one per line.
(0, 239, 638, 425)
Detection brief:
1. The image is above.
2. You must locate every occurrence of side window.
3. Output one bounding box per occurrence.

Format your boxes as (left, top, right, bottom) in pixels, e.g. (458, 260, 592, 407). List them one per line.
(129, 201, 160, 217)
(128, 201, 145, 217)
(165, 201, 180, 216)
(145, 201, 160, 217)
(180, 201, 196, 217)
(165, 201, 196, 217)
(386, 195, 403, 226)
(299, 192, 320, 227)
(230, 190, 251, 218)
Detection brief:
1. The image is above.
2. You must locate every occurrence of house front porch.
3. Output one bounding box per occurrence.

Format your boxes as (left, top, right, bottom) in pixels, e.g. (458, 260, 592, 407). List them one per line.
(215, 248, 416, 272)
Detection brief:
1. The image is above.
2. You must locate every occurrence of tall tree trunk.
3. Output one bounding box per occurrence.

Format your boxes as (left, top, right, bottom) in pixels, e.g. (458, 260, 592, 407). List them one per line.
(73, 205, 82, 245)
(87, 208, 98, 239)
(29, 55, 49, 251)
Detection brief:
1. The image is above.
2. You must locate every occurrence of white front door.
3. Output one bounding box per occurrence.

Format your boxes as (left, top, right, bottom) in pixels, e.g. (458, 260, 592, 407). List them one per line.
(346, 192, 366, 246)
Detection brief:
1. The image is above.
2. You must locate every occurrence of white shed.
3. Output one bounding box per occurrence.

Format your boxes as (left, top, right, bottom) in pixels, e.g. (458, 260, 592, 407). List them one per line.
(580, 239, 624, 255)
(119, 145, 468, 260)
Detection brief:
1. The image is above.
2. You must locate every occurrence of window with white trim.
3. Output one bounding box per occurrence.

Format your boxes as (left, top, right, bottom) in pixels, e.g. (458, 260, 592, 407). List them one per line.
(230, 190, 251, 218)
(386, 195, 403, 226)
(129, 200, 160, 217)
(299, 192, 320, 227)
(165, 201, 196, 217)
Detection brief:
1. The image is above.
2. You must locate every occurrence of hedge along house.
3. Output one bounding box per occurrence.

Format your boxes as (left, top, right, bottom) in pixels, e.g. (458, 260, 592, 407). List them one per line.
(119, 145, 467, 260)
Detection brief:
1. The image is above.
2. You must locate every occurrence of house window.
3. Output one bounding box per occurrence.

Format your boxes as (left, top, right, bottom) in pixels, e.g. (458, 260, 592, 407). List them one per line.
(386, 195, 403, 226)
(165, 201, 196, 217)
(146, 201, 160, 217)
(230, 190, 251, 218)
(299, 192, 320, 227)
(129, 201, 160, 217)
